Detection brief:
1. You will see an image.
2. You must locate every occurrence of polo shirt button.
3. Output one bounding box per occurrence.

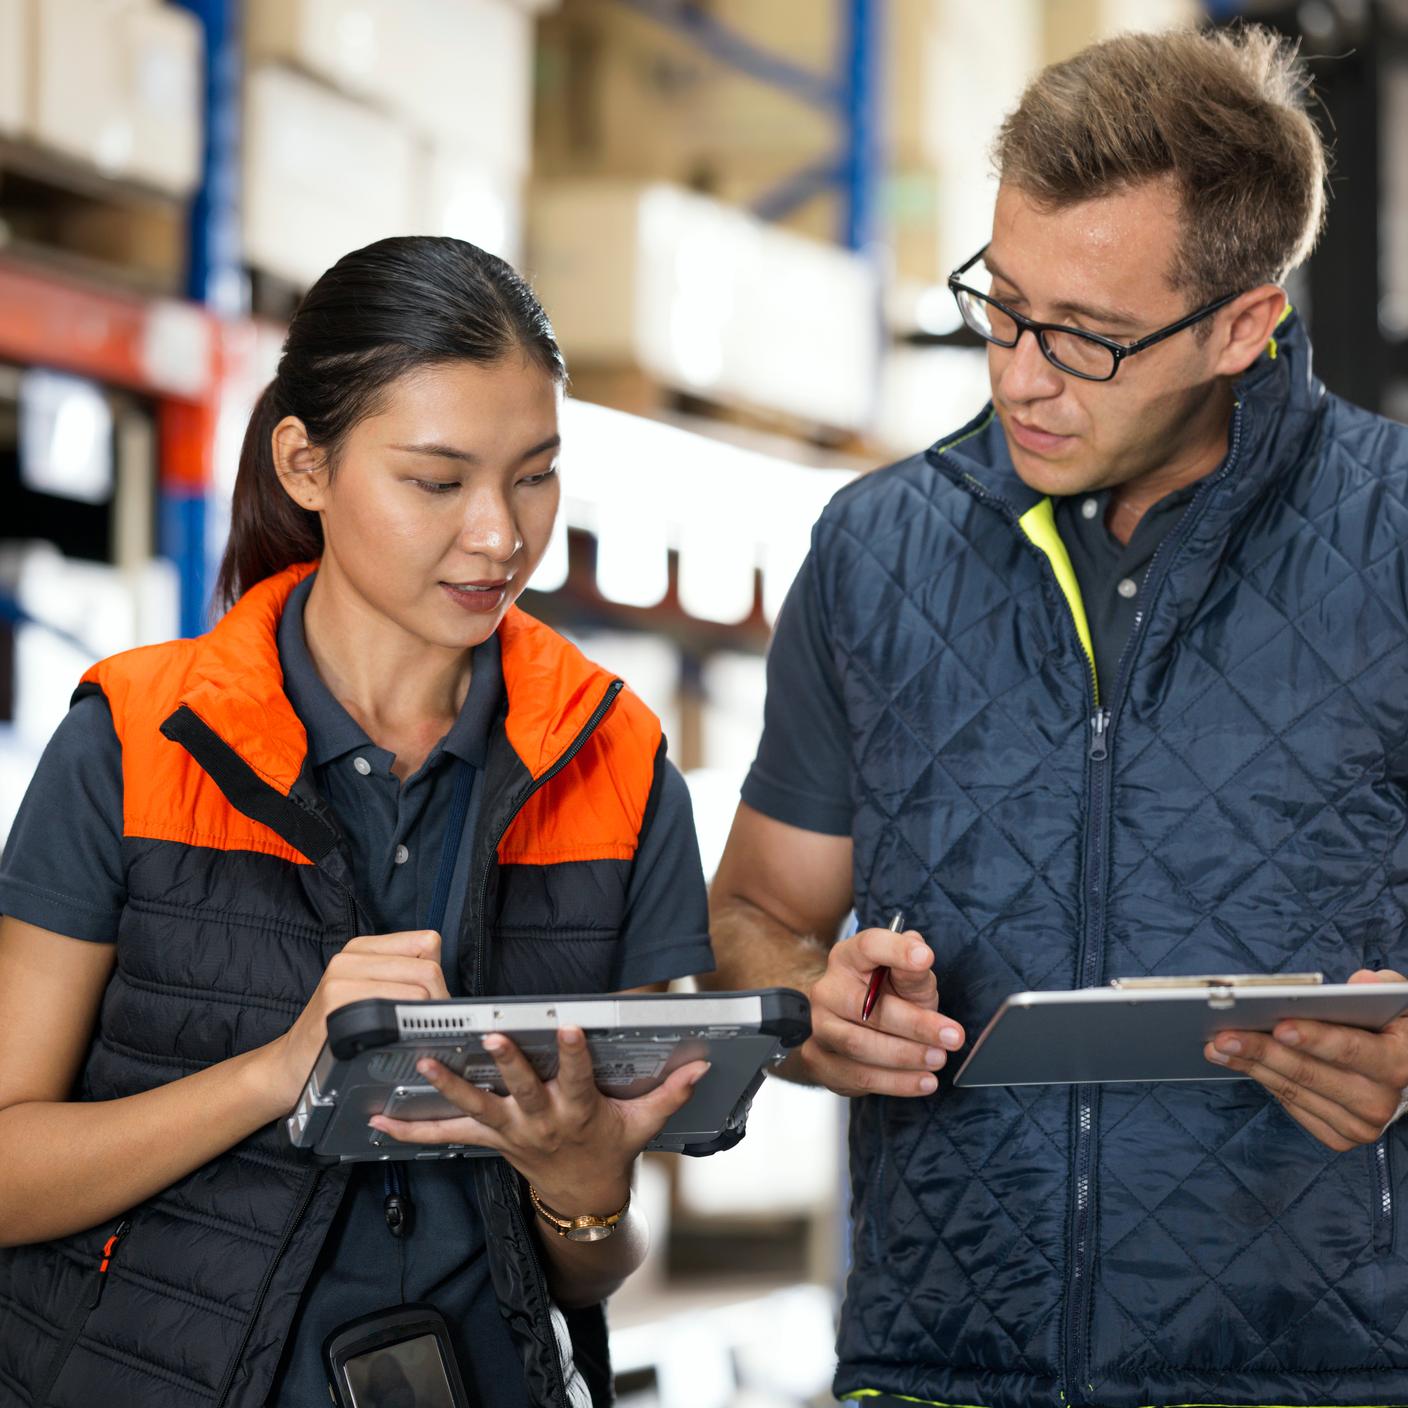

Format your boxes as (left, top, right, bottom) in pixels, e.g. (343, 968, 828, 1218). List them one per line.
(394, 844, 410, 865)
(1117, 577, 1138, 599)
(352, 756, 372, 776)
(1081, 497, 1099, 520)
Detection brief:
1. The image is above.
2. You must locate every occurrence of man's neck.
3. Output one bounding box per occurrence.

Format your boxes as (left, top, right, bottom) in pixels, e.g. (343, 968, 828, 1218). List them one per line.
(1105, 384, 1235, 546)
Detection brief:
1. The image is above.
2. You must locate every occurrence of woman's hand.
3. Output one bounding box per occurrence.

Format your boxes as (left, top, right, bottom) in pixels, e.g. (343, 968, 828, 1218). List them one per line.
(258, 930, 451, 1111)
(369, 1028, 709, 1214)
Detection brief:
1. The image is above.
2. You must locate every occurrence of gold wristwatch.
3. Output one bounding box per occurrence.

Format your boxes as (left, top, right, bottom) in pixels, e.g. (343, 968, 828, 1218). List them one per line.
(528, 1184, 631, 1243)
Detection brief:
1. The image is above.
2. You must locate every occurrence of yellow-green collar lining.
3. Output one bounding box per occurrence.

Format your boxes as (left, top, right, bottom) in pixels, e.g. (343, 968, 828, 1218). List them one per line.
(1016, 497, 1098, 705)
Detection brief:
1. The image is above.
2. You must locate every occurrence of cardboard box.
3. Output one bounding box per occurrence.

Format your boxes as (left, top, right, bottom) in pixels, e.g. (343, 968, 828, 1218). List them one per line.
(0, 0, 27, 137)
(1044, 0, 1200, 65)
(528, 181, 880, 432)
(535, 0, 955, 185)
(124, 2, 203, 194)
(243, 64, 416, 289)
(244, 0, 389, 101)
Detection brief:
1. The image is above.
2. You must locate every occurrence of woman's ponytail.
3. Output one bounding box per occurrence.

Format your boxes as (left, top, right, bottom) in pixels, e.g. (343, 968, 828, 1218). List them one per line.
(212, 235, 566, 614)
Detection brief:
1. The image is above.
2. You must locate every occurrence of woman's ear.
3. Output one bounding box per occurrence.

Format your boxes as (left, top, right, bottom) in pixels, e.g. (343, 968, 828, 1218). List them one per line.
(1212, 285, 1289, 379)
(271, 416, 330, 513)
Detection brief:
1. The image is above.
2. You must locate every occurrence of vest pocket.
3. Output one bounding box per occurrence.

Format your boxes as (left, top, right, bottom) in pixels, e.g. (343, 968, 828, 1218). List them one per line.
(1372, 1135, 1395, 1255)
(32, 1217, 130, 1406)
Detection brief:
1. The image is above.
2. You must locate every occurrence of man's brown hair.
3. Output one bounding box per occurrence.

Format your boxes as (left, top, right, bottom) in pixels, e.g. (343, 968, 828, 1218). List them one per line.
(994, 25, 1328, 303)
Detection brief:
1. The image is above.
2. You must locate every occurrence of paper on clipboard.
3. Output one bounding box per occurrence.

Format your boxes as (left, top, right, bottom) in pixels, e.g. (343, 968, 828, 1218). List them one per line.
(953, 974, 1408, 1087)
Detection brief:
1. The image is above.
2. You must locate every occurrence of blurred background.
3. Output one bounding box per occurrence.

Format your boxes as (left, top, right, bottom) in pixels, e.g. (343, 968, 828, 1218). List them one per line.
(0, 0, 1404, 1402)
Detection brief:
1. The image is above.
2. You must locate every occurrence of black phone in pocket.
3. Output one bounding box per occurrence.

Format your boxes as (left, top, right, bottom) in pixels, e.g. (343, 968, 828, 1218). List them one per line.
(324, 1303, 471, 1408)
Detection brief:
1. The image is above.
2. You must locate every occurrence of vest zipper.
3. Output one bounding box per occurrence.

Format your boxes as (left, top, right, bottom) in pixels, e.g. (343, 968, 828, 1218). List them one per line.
(214, 1171, 319, 1408)
(33, 1219, 130, 1407)
(504, 1166, 572, 1406)
(1374, 1136, 1394, 1253)
(468, 679, 625, 999)
(945, 404, 1246, 1403)
(1062, 402, 1246, 1400)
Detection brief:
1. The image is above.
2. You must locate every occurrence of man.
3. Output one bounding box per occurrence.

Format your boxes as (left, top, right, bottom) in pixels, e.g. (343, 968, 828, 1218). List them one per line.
(705, 25, 1408, 1408)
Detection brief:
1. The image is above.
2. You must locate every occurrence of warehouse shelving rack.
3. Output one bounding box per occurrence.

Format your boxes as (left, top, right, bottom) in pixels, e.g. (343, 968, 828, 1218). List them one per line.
(617, 0, 883, 252)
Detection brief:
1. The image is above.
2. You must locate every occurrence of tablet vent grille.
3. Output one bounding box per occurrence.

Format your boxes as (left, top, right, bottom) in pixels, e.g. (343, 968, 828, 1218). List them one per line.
(369, 1048, 460, 1082)
(402, 1015, 476, 1033)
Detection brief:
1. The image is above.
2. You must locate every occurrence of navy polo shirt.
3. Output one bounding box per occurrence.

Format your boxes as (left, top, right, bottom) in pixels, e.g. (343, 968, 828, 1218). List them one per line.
(741, 488, 1195, 835)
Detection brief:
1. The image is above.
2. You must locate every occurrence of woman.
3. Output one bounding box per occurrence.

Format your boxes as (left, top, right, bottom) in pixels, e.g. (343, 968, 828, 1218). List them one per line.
(0, 237, 714, 1407)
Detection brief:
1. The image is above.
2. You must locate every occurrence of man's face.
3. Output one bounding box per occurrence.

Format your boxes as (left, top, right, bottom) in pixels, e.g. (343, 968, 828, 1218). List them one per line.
(983, 179, 1230, 497)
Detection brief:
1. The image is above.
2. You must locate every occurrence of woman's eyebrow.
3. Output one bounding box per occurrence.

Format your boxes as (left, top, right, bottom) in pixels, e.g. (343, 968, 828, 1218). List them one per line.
(389, 435, 561, 465)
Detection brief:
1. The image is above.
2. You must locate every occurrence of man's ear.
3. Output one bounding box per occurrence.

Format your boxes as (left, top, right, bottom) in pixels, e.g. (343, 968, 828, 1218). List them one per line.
(1212, 284, 1289, 379)
(271, 416, 330, 513)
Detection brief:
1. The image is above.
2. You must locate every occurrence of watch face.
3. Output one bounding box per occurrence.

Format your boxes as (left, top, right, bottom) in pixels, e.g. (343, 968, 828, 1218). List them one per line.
(565, 1222, 614, 1243)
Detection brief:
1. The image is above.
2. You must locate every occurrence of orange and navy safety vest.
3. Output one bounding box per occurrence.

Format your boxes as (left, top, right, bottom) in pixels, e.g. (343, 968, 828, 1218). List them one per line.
(0, 563, 663, 1408)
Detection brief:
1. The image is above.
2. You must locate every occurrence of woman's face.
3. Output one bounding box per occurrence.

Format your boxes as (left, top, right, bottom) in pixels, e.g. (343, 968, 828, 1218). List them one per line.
(282, 355, 562, 650)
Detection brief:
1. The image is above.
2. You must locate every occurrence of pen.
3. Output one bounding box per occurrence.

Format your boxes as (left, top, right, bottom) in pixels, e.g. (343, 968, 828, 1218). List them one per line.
(861, 911, 907, 1023)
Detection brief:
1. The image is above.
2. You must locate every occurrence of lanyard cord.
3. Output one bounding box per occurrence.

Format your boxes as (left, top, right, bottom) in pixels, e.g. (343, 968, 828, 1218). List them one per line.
(384, 756, 476, 1240)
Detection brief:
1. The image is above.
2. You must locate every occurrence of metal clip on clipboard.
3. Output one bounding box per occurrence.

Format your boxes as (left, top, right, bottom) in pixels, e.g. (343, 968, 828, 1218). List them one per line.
(1108, 972, 1323, 1011)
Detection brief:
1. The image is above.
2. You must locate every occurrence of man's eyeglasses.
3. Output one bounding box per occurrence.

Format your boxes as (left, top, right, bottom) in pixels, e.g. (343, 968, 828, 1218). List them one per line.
(948, 246, 1240, 383)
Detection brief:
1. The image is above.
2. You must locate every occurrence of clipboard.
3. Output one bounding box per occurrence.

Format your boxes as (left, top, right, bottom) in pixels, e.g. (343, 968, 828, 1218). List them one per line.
(285, 988, 810, 1162)
(953, 973, 1408, 1087)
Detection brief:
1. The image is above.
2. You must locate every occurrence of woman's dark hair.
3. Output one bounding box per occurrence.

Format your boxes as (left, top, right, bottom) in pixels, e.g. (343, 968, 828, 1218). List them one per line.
(215, 236, 566, 609)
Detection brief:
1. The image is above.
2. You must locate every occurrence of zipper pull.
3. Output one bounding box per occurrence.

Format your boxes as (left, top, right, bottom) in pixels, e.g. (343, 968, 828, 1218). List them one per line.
(384, 1162, 413, 1238)
(1089, 709, 1111, 761)
(86, 1219, 129, 1307)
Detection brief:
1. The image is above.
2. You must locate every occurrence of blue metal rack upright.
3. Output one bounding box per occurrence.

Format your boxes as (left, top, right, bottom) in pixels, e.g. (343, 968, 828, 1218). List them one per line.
(616, 0, 883, 254)
(168, 0, 247, 637)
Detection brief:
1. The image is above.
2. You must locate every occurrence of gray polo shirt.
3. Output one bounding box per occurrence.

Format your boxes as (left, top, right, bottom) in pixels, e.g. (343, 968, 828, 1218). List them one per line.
(0, 573, 714, 1403)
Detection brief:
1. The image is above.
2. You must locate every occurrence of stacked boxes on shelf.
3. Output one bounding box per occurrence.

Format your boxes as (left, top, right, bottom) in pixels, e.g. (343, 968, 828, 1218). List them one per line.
(244, 0, 544, 289)
(0, 0, 202, 288)
(14, 0, 203, 194)
(530, 181, 879, 434)
(0, 0, 27, 138)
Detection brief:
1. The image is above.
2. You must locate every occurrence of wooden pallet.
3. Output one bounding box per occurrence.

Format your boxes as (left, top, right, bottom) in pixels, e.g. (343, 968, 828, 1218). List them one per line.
(0, 138, 188, 297)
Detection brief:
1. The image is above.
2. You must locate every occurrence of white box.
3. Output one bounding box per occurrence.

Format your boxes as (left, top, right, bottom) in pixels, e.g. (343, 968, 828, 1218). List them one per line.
(415, 141, 523, 265)
(378, 0, 533, 170)
(246, 0, 534, 170)
(872, 344, 993, 457)
(28, 0, 133, 174)
(0, 0, 27, 137)
(529, 182, 880, 432)
(243, 64, 416, 288)
(123, 1, 203, 194)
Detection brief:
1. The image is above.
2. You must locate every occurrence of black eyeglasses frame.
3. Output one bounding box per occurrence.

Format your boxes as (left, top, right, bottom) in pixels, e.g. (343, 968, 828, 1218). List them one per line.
(947, 245, 1242, 382)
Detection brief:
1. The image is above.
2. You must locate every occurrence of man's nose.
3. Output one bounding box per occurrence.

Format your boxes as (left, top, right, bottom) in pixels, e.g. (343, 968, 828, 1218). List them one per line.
(995, 326, 1065, 404)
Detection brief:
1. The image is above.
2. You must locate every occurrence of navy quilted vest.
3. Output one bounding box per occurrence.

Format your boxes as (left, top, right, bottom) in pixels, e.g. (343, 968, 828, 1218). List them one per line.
(823, 316, 1408, 1407)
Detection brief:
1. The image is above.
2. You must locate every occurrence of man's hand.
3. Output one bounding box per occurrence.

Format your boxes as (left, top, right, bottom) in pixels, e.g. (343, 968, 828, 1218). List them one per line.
(797, 924, 966, 1098)
(1203, 969, 1408, 1151)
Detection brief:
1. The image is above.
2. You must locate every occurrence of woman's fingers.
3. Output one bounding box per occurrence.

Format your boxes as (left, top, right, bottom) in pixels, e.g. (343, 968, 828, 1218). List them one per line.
(552, 1028, 599, 1105)
(369, 1111, 500, 1148)
(611, 1060, 710, 1143)
(416, 1058, 511, 1128)
(482, 1035, 551, 1115)
(324, 953, 450, 999)
(342, 930, 442, 959)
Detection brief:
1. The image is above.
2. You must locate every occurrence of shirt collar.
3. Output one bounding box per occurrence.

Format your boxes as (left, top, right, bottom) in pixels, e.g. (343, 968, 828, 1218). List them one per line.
(277, 573, 502, 772)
